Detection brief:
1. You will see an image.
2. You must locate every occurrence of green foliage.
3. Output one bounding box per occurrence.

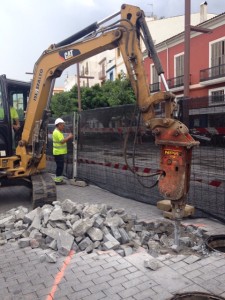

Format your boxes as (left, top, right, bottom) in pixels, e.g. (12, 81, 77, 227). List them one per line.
(50, 78, 136, 115)
(101, 79, 135, 106)
(50, 91, 77, 117)
(81, 84, 109, 110)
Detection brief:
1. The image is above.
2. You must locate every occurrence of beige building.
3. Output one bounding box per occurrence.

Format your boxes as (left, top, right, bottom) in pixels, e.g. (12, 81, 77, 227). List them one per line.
(64, 3, 215, 91)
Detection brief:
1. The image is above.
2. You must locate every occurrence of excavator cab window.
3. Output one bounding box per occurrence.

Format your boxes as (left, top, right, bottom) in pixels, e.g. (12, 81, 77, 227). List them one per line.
(0, 75, 30, 156)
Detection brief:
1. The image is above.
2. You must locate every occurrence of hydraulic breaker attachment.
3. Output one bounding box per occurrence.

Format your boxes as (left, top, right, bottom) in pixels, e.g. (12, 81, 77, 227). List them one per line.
(153, 119, 199, 246)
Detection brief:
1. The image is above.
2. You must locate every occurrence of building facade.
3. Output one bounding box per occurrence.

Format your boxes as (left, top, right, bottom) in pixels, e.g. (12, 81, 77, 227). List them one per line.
(146, 12, 225, 131)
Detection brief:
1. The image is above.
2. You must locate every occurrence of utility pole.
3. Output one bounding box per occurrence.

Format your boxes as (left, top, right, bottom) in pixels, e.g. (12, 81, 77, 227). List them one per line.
(77, 63, 81, 112)
(184, 0, 191, 99)
(76, 63, 94, 111)
(184, 0, 212, 99)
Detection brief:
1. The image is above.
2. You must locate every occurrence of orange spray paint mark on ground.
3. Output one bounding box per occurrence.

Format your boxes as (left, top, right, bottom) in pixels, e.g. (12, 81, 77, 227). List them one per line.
(46, 250, 75, 300)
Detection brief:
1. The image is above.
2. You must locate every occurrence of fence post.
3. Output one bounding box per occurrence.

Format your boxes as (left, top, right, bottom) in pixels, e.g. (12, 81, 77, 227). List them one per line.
(72, 112, 79, 179)
(179, 97, 190, 127)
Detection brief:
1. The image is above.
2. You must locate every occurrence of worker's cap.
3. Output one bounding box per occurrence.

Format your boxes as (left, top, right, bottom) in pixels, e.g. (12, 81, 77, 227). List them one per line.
(55, 118, 65, 125)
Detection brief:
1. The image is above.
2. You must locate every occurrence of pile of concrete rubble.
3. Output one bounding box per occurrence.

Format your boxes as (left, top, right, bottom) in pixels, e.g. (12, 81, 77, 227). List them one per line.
(0, 199, 208, 263)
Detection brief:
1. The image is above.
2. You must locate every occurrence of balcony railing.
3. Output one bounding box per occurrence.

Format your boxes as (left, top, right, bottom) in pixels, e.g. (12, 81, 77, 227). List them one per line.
(187, 95, 225, 110)
(150, 82, 160, 93)
(200, 64, 225, 81)
(209, 94, 225, 105)
(167, 74, 192, 89)
(167, 75, 185, 89)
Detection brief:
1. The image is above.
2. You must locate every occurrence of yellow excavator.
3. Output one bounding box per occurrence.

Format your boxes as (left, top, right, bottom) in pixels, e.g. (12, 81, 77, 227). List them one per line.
(0, 4, 198, 226)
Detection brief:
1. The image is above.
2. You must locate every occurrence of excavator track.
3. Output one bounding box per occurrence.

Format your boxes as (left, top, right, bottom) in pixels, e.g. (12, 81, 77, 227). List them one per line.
(31, 172, 56, 208)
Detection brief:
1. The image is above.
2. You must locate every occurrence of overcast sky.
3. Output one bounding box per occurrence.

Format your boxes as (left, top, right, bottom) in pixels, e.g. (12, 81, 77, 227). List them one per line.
(1, 0, 224, 87)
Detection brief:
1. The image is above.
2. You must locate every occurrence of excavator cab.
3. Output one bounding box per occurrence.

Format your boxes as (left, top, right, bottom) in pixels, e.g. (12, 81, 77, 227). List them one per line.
(0, 75, 30, 157)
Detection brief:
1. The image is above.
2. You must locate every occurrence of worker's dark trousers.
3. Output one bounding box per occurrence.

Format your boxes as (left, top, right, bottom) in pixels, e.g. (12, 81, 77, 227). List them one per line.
(54, 154, 64, 177)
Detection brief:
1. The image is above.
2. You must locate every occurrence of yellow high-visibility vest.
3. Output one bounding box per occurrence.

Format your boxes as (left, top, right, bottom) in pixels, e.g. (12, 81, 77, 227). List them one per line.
(52, 128, 67, 155)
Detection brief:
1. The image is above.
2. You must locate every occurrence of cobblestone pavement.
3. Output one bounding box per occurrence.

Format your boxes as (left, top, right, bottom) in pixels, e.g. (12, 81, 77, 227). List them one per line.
(1, 183, 225, 300)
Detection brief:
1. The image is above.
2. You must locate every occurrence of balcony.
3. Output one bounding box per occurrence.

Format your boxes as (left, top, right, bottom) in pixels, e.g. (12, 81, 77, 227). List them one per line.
(200, 64, 225, 84)
(209, 94, 225, 106)
(167, 75, 183, 89)
(150, 82, 160, 93)
(167, 74, 191, 90)
(98, 70, 106, 80)
(188, 95, 225, 111)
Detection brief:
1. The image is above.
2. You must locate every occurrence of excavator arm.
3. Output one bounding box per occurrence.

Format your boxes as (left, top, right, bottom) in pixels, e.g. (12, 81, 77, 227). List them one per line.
(6, 4, 198, 215)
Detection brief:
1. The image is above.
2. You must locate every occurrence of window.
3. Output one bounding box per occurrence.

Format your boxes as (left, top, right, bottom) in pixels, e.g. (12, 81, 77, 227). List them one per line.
(151, 65, 159, 84)
(211, 39, 225, 77)
(109, 71, 113, 81)
(211, 39, 225, 67)
(10, 92, 25, 120)
(175, 54, 184, 86)
(210, 89, 225, 104)
(150, 64, 160, 92)
(85, 62, 89, 75)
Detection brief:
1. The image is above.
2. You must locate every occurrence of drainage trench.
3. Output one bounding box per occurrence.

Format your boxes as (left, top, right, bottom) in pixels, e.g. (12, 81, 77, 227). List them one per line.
(170, 291, 225, 300)
(206, 234, 225, 253)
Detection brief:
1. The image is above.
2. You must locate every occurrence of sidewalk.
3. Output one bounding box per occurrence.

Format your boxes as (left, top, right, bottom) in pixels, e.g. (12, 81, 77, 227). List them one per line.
(0, 183, 225, 300)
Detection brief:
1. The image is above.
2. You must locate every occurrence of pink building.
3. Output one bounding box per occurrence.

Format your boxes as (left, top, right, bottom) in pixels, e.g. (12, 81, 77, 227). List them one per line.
(146, 11, 225, 132)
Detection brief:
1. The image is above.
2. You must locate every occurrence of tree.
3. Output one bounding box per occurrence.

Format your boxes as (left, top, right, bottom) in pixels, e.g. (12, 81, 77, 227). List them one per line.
(101, 79, 135, 106)
(50, 78, 136, 115)
(50, 91, 77, 117)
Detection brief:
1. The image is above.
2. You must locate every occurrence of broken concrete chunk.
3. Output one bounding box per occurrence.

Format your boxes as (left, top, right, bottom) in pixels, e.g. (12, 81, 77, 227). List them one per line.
(87, 227, 103, 241)
(30, 239, 40, 249)
(72, 218, 94, 237)
(29, 214, 42, 231)
(144, 258, 163, 270)
(14, 220, 23, 229)
(104, 214, 124, 228)
(118, 228, 130, 244)
(23, 208, 42, 224)
(103, 240, 120, 250)
(56, 229, 74, 256)
(18, 238, 30, 248)
(46, 251, 58, 263)
(61, 199, 77, 214)
(179, 237, 192, 247)
(49, 206, 64, 222)
(133, 224, 143, 232)
(140, 231, 150, 245)
(103, 233, 120, 250)
(0, 215, 16, 228)
(78, 237, 93, 251)
(124, 246, 133, 256)
(82, 204, 103, 218)
(94, 216, 104, 228)
(110, 227, 122, 243)
(14, 207, 26, 221)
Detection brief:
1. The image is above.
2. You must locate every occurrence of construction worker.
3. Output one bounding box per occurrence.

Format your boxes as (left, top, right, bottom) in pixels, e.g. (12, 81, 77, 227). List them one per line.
(53, 118, 73, 185)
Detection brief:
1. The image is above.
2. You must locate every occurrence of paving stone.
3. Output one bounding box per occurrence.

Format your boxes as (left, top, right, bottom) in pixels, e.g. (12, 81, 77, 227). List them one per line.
(70, 289, 91, 299)
(184, 269, 203, 279)
(82, 291, 106, 300)
(183, 255, 201, 264)
(148, 265, 192, 293)
(133, 288, 157, 300)
(118, 286, 139, 298)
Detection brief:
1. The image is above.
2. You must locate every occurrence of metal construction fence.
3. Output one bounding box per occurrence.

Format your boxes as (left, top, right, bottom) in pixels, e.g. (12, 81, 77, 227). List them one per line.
(46, 99, 225, 223)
